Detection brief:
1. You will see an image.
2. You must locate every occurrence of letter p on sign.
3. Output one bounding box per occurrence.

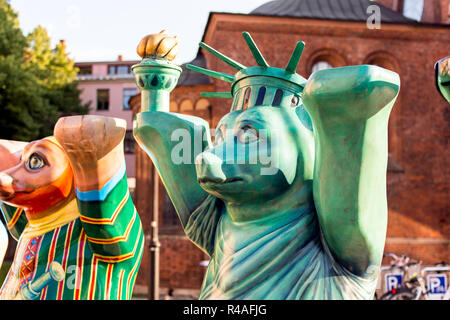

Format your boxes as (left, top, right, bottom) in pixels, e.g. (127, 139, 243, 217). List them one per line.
(427, 274, 447, 294)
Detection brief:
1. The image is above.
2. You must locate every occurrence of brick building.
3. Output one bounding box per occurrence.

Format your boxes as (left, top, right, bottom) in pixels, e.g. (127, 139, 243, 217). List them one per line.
(130, 0, 450, 292)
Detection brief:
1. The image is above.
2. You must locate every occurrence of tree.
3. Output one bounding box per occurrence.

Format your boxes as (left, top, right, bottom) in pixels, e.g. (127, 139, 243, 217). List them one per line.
(0, 0, 44, 140)
(0, 0, 88, 141)
(0, 0, 26, 58)
(26, 26, 89, 138)
(27, 26, 78, 89)
(26, 25, 53, 86)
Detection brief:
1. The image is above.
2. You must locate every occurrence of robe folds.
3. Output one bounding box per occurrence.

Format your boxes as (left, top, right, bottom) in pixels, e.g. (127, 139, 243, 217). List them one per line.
(186, 195, 378, 300)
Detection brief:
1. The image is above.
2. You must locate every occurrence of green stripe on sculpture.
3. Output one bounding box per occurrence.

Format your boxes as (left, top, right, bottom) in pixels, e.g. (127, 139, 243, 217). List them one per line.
(76, 173, 129, 220)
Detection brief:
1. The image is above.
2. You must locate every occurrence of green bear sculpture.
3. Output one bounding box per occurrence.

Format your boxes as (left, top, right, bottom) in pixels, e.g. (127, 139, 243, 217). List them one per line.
(132, 31, 400, 300)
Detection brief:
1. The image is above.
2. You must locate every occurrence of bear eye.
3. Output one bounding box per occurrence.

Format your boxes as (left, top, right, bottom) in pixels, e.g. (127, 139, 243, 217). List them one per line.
(237, 125, 259, 144)
(27, 153, 45, 170)
(291, 95, 300, 107)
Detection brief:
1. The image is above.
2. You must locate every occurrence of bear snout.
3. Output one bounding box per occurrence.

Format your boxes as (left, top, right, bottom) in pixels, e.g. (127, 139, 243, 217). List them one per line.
(0, 172, 15, 200)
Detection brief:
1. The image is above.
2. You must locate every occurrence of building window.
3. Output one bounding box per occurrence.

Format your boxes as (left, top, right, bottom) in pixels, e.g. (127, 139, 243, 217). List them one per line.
(108, 64, 132, 75)
(195, 98, 211, 111)
(78, 65, 92, 75)
(161, 190, 184, 233)
(117, 65, 129, 75)
(123, 88, 138, 110)
(364, 51, 399, 72)
(97, 89, 109, 110)
(179, 99, 194, 111)
(403, 0, 424, 21)
(163, 192, 179, 227)
(369, 58, 396, 71)
(311, 61, 333, 73)
(308, 49, 347, 75)
(108, 65, 116, 75)
(124, 130, 135, 154)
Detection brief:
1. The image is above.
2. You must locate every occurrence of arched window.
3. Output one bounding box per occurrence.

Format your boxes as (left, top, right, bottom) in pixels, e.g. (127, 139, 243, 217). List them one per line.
(195, 98, 210, 110)
(179, 99, 194, 111)
(307, 49, 347, 76)
(311, 61, 333, 73)
(364, 52, 399, 73)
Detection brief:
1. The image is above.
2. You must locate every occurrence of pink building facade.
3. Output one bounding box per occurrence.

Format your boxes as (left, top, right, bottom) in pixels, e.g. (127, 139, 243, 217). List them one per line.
(75, 57, 139, 185)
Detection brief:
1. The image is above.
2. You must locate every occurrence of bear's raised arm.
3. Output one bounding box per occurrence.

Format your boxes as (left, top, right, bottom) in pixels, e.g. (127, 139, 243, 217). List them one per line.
(134, 108, 212, 227)
(132, 31, 212, 227)
(302, 65, 400, 276)
(54, 116, 144, 262)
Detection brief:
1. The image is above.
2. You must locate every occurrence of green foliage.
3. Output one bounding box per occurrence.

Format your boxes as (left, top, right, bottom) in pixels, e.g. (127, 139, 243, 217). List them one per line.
(26, 25, 53, 84)
(0, 0, 89, 141)
(0, 0, 26, 58)
(0, 55, 46, 140)
(27, 26, 78, 89)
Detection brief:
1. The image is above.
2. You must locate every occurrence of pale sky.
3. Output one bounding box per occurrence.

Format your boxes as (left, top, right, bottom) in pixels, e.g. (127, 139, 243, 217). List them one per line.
(10, 0, 269, 64)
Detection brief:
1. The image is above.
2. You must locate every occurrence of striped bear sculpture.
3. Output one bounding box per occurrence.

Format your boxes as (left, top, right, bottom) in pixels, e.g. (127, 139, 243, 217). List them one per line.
(0, 115, 144, 300)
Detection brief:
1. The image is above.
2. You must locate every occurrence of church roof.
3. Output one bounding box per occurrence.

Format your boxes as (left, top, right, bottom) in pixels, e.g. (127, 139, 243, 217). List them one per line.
(250, 0, 412, 24)
(177, 0, 418, 88)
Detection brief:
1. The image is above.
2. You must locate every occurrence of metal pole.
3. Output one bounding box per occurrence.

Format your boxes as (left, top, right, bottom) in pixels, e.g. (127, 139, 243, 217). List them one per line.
(148, 167, 160, 300)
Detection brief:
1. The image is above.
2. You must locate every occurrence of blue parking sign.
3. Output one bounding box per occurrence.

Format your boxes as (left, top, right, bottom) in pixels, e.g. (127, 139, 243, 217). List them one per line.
(427, 274, 447, 295)
(385, 274, 403, 291)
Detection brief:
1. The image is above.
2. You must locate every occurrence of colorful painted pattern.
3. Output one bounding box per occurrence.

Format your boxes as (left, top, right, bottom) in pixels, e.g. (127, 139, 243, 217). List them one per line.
(0, 171, 144, 300)
(1, 206, 27, 241)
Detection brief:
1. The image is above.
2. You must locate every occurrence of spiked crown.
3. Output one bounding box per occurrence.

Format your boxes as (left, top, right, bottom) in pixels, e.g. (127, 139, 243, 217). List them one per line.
(186, 32, 308, 111)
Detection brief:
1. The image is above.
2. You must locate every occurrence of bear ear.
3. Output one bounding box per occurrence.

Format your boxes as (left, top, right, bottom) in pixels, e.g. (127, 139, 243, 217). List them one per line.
(294, 105, 313, 132)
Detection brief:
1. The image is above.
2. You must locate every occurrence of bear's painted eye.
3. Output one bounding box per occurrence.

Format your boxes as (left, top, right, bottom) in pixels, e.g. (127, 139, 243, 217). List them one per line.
(237, 125, 259, 144)
(291, 95, 300, 107)
(27, 153, 45, 170)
